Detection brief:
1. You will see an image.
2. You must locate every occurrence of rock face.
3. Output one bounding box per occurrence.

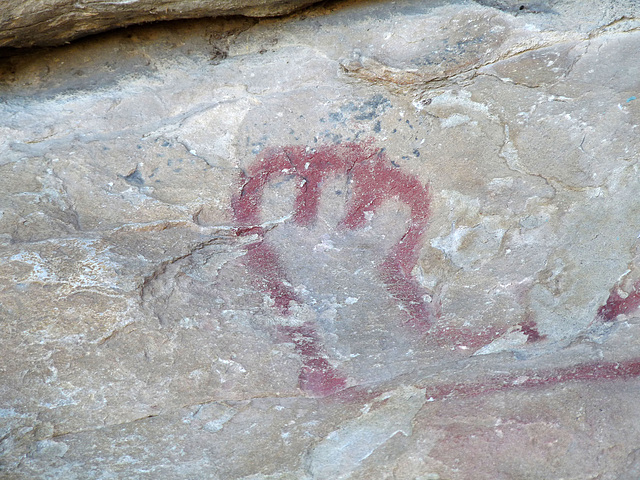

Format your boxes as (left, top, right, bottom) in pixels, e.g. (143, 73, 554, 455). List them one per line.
(1, 0, 640, 478)
(0, 0, 320, 48)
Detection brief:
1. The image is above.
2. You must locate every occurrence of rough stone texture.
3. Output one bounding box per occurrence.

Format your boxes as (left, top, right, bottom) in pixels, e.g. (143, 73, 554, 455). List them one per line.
(1, 0, 640, 478)
(0, 0, 320, 49)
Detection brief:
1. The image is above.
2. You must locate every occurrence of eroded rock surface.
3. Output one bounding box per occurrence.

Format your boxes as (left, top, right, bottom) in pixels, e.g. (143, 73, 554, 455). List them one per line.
(0, 0, 320, 48)
(1, 0, 640, 478)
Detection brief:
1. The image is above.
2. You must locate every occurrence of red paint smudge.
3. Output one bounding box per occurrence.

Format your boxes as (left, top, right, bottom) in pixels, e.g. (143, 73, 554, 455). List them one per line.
(244, 242, 299, 313)
(597, 281, 640, 322)
(519, 320, 546, 343)
(232, 141, 437, 396)
(278, 323, 347, 397)
(425, 358, 640, 401)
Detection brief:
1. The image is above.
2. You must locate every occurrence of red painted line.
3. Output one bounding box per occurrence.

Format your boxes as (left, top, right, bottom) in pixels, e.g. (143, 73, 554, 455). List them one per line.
(424, 359, 640, 401)
(278, 323, 348, 397)
(244, 242, 299, 313)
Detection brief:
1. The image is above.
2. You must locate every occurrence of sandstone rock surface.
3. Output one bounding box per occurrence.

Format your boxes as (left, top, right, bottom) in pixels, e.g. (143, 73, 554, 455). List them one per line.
(0, 0, 320, 48)
(1, 0, 640, 478)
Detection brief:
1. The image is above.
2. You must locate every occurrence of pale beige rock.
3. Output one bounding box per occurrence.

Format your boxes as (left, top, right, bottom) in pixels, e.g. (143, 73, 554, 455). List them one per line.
(2, 1, 640, 479)
(0, 0, 320, 48)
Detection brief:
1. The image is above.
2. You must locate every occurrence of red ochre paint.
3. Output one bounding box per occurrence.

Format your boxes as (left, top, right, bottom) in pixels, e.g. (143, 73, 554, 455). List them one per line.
(596, 281, 640, 322)
(519, 319, 546, 343)
(424, 358, 640, 401)
(278, 323, 348, 396)
(326, 358, 640, 404)
(232, 141, 437, 396)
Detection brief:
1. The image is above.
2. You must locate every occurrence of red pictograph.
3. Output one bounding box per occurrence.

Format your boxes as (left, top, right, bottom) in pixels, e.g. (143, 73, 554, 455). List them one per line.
(232, 141, 438, 396)
(232, 141, 640, 398)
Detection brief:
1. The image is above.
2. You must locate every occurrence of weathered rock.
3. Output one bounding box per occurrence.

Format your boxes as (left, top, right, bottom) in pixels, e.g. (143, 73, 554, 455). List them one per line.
(1, 0, 640, 478)
(0, 0, 320, 48)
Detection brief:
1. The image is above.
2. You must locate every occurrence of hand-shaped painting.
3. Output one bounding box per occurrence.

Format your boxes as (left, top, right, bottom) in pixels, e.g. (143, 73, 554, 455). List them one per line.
(233, 141, 437, 396)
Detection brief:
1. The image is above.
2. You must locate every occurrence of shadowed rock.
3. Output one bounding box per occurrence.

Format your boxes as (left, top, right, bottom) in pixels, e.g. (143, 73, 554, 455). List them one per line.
(0, 0, 321, 48)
